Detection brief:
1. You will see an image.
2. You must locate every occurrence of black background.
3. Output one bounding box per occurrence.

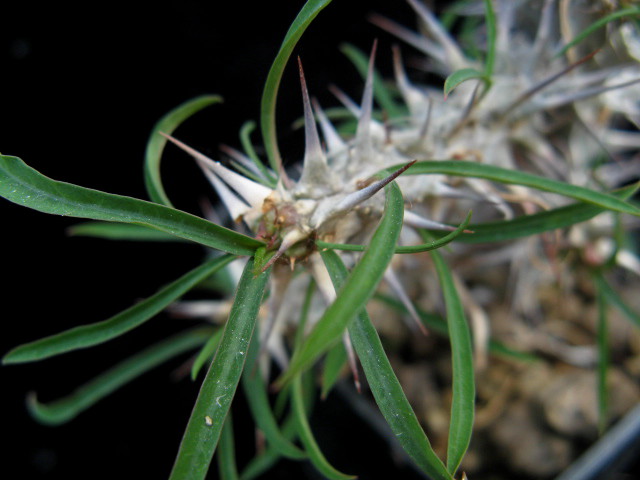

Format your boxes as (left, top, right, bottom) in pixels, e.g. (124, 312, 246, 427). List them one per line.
(0, 1, 439, 479)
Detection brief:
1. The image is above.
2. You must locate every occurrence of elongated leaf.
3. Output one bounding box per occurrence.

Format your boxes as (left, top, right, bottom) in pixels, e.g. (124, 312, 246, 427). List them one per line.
(261, 0, 333, 173)
(3, 255, 235, 364)
(321, 249, 452, 480)
(291, 375, 356, 480)
(240, 415, 297, 480)
(0, 155, 263, 255)
(440, 184, 638, 243)
(145, 95, 222, 206)
(68, 221, 183, 242)
(217, 414, 240, 480)
(556, 6, 640, 58)
(387, 160, 640, 217)
(242, 330, 306, 460)
(169, 257, 271, 480)
(239, 121, 277, 187)
(427, 242, 475, 475)
(321, 342, 347, 399)
(316, 211, 471, 252)
(279, 181, 404, 385)
(593, 271, 640, 328)
(483, 0, 496, 79)
(443, 68, 488, 99)
(191, 328, 224, 380)
(27, 327, 212, 426)
(340, 43, 405, 118)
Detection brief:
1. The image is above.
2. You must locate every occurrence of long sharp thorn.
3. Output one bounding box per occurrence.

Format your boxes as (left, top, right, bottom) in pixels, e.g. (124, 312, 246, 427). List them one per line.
(501, 50, 599, 117)
(329, 84, 361, 118)
(197, 160, 251, 221)
(220, 144, 263, 177)
(384, 268, 427, 335)
(355, 40, 378, 156)
(404, 210, 473, 233)
(312, 98, 346, 153)
(160, 132, 272, 209)
(406, 0, 466, 69)
(297, 57, 330, 186)
(338, 160, 416, 212)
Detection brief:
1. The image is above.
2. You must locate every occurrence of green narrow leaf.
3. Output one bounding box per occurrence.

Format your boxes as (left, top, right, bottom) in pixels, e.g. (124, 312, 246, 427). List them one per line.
(68, 221, 184, 242)
(321, 249, 453, 480)
(427, 242, 475, 475)
(145, 95, 223, 206)
(320, 342, 347, 399)
(483, 0, 496, 79)
(217, 414, 240, 480)
(261, 0, 333, 173)
(340, 43, 405, 118)
(279, 181, 404, 386)
(593, 271, 640, 328)
(169, 257, 271, 480)
(0, 155, 264, 255)
(291, 375, 356, 480)
(242, 330, 307, 460)
(3, 255, 236, 364)
(239, 121, 277, 187)
(27, 327, 212, 426)
(390, 160, 640, 217)
(191, 329, 224, 381)
(316, 211, 471, 252)
(443, 68, 488, 99)
(595, 283, 610, 435)
(240, 415, 298, 480)
(556, 6, 640, 58)
(439, 184, 638, 243)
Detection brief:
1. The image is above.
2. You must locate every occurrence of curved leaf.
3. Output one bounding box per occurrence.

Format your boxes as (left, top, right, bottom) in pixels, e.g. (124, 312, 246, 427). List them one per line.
(217, 414, 240, 480)
(169, 257, 271, 480)
(3, 255, 235, 364)
(261, 0, 333, 173)
(443, 68, 488, 99)
(27, 327, 212, 425)
(291, 375, 356, 480)
(278, 181, 404, 385)
(145, 95, 222, 206)
(321, 249, 452, 480)
(556, 6, 640, 58)
(320, 342, 347, 399)
(68, 221, 183, 242)
(483, 0, 496, 79)
(389, 160, 640, 217)
(239, 415, 297, 480)
(242, 330, 306, 460)
(239, 121, 277, 187)
(191, 328, 224, 380)
(443, 184, 638, 243)
(427, 241, 475, 475)
(0, 155, 263, 255)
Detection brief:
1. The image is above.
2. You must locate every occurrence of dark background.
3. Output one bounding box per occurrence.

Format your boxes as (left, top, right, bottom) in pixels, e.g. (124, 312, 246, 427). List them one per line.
(0, 1, 439, 479)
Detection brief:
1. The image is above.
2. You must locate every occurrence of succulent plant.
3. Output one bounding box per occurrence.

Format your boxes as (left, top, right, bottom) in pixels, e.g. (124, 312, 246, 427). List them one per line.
(3, 1, 640, 479)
